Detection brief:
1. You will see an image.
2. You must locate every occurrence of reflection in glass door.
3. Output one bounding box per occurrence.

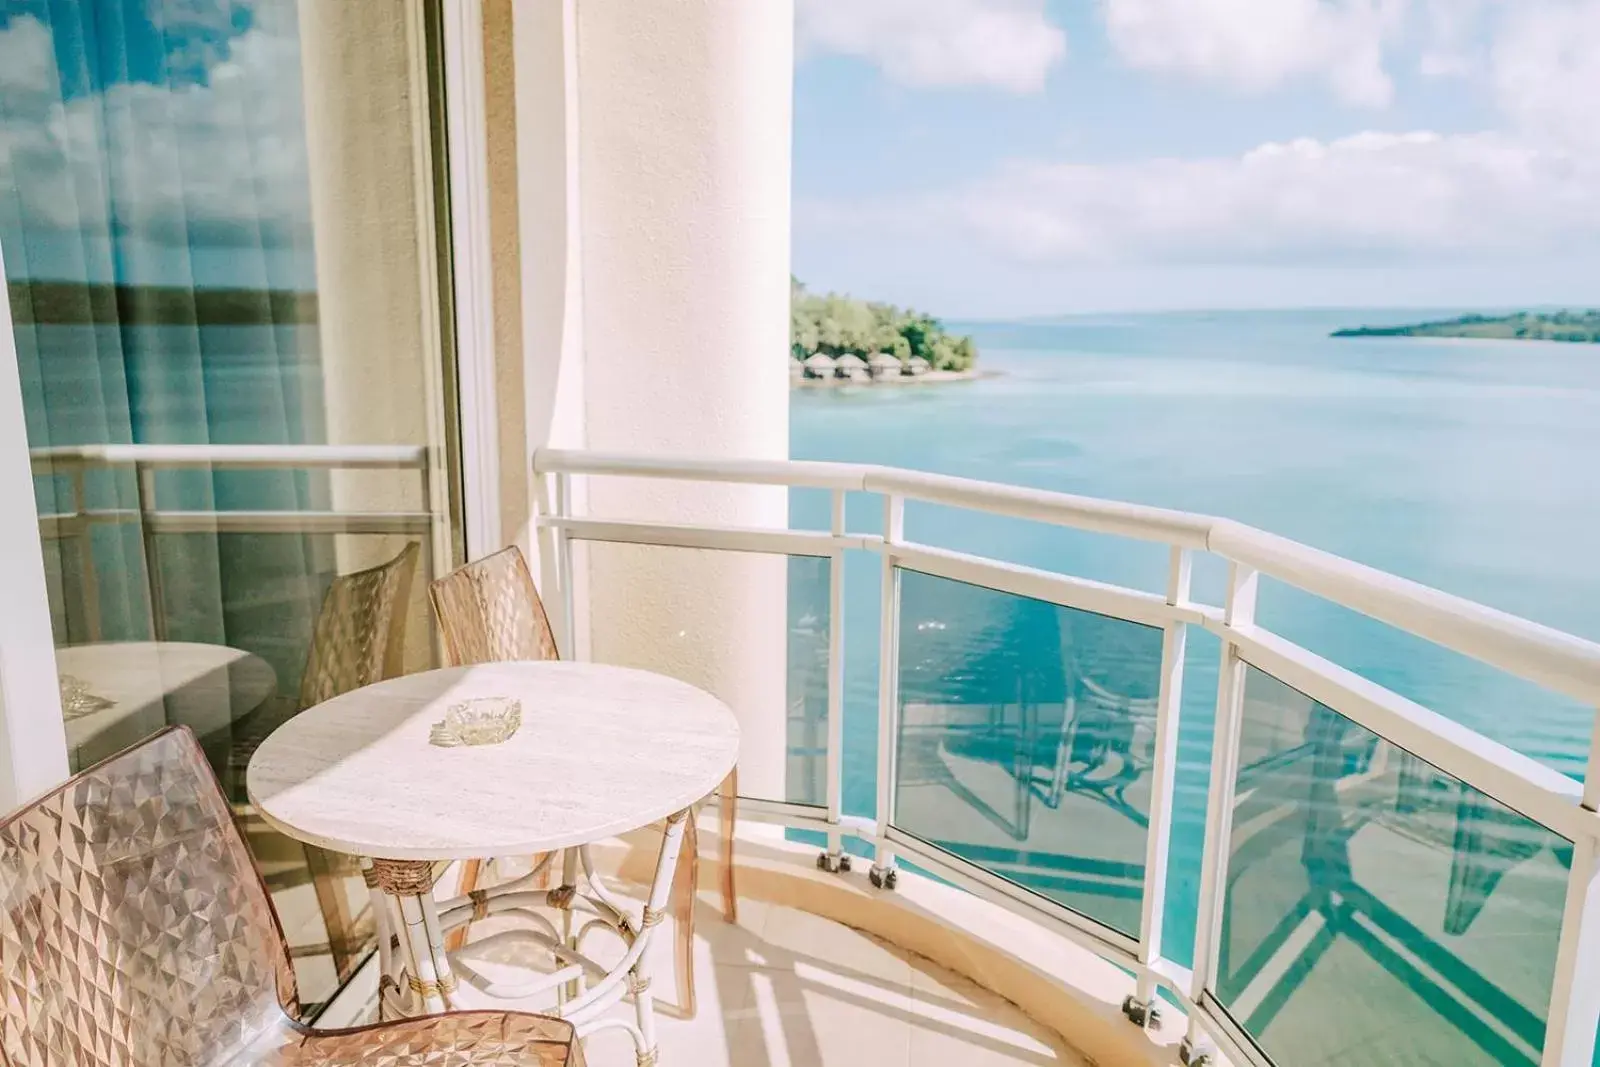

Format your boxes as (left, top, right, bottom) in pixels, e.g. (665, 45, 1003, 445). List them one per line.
(0, 0, 461, 1013)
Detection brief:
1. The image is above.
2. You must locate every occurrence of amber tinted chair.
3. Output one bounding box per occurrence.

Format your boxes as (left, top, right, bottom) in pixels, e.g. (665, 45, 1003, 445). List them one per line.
(297, 541, 422, 710)
(225, 541, 422, 983)
(429, 545, 738, 1018)
(0, 727, 582, 1067)
(227, 541, 422, 787)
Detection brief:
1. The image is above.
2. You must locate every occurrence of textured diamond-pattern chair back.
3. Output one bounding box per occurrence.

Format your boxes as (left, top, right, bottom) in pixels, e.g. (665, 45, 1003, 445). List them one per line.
(0, 728, 586, 1065)
(0, 728, 296, 1067)
(429, 546, 559, 667)
(298, 542, 421, 709)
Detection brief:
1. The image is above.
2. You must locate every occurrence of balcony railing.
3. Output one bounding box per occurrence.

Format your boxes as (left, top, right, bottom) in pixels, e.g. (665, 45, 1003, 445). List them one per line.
(31, 443, 438, 643)
(534, 447, 1600, 1067)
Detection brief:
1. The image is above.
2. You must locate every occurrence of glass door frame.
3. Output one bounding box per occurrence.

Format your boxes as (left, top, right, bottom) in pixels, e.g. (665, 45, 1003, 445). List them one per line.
(0, 248, 72, 809)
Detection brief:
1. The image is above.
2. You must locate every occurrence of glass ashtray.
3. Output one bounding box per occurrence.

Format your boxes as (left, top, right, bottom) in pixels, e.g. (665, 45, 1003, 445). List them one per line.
(429, 697, 522, 747)
(59, 674, 115, 720)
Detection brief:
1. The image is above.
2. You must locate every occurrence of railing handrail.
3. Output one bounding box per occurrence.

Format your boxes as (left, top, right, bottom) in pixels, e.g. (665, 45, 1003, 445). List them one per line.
(534, 446, 870, 491)
(534, 446, 1600, 705)
(30, 443, 428, 470)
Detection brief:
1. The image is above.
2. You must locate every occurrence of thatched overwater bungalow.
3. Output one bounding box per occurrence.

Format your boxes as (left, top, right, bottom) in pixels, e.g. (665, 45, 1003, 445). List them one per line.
(835, 352, 869, 382)
(802, 352, 837, 379)
(868, 353, 904, 380)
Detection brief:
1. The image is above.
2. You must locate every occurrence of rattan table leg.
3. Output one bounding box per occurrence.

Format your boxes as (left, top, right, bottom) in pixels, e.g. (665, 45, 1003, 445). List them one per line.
(370, 858, 457, 1015)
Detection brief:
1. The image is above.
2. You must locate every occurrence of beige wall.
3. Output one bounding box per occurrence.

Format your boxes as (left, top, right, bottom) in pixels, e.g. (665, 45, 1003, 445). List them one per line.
(297, 0, 449, 672)
(484, 0, 528, 557)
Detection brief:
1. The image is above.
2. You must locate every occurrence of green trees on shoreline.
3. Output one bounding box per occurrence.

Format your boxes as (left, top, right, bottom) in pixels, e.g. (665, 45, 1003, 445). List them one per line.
(790, 278, 977, 371)
(1333, 310, 1600, 343)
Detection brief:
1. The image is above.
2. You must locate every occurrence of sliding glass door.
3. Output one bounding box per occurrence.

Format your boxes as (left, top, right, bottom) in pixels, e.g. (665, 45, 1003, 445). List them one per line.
(0, 0, 462, 1013)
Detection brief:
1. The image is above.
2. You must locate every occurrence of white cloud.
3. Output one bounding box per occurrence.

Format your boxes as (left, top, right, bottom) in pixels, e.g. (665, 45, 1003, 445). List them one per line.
(1101, 0, 1404, 106)
(1492, 0, 1600, 149)
(806, 130, 1600, 267)
(0, 8, 310, 251)
(796, 0, 1066, 93)
(801, 0, 1600, 278)
(0, 15, 56, 102)
(1416, 0, 1492, 77)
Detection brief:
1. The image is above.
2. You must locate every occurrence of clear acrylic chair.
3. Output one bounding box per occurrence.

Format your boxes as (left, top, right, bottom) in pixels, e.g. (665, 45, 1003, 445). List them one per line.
(0, 726, 583, 1067)
(429, 545, 739, 1018)
(226, 541, 422, 983)
(297, 541, 422, 710)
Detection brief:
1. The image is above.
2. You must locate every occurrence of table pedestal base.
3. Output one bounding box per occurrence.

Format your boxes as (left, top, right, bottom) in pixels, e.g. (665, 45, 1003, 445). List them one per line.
(362, 809, 690, 1067)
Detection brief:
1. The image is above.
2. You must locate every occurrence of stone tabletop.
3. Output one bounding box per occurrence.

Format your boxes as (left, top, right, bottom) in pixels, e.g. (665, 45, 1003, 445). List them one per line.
(246, 661, 740, 860)
(56, 641, 277, 768)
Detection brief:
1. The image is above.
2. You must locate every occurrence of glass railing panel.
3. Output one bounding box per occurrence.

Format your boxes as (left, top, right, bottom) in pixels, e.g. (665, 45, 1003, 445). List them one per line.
(838, 546, 885, 820)
(892, 568, 1166, 937)
(575, 541, 833, 807)
(1216, 666, 1568, 1067)
(903, 500, 1172, 597)
(1163, 623, 1223, 970)
(1255, 579, 1592, 782)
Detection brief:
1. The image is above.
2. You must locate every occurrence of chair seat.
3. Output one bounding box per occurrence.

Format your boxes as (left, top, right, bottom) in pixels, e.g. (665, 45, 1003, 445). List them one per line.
(256, 1010, 584, 1066)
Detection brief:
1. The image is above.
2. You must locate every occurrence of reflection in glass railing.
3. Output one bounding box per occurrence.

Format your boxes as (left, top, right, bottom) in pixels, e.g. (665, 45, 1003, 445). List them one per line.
(892, 568, 1165, 937)
(575, 541, 832, 807)
(1217, 667, 1567, 1067)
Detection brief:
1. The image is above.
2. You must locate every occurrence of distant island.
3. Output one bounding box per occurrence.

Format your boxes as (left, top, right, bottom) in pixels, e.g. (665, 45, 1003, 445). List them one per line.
(1333, 310, 1600, 344)
(791, 278, 978, 385)
(8, 280, 317, 326)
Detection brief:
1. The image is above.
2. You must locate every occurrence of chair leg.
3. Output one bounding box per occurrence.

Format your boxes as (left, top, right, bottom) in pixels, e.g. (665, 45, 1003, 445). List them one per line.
(445, 858, 485, 952)
(672, 815, 700, 1018)
(718, 769, 738, 924)
(307, 844, 360, 982)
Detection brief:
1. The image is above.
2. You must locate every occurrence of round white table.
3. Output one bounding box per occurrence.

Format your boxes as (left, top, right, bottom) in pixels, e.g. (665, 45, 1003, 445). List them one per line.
(56, 641, 278, 770)
(247, 661, 739, 1064)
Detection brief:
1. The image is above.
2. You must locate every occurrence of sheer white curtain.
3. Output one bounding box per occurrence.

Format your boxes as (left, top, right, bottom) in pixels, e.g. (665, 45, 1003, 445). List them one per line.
(0, 0, 326, 691)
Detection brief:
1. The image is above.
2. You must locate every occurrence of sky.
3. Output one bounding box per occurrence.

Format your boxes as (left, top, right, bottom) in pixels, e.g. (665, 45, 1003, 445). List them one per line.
(2, 1, 1598, 316)
(792, 0, 1600, 316)
(0, 0, 311, 290)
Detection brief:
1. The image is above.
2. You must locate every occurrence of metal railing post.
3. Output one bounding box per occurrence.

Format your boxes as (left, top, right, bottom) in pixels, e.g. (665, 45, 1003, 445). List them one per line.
(1128, 546, 1193, 1026)
(418, 462, 441, 664)
(1539, 712, 1600, 1067)
(69, 462, 101, 642)
(133, 463, 167, 641)
(553, 472, 577, 661)
(1186, 561, 1258, 1058)
(871, 494, 904, 889)
(822, 489, 850, 873)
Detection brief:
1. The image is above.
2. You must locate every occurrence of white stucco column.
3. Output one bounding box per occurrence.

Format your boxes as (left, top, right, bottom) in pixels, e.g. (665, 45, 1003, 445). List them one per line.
(573, 0, 795, 800)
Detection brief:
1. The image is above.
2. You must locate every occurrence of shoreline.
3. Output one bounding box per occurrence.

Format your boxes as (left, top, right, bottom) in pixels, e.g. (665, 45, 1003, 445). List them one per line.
(1336, 333, 1600, 347)
(791, 368, 994, 389)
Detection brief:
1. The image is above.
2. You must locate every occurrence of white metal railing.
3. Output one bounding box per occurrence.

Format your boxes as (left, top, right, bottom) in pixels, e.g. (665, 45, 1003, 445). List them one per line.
(31, 444, 437, 642)
(534, 446, 1600, 1067)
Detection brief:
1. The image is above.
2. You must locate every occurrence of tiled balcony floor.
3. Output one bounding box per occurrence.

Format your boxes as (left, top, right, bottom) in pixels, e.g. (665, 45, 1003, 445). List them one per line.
(581, 889, 1086, 1066)
(307, 869, 1087, 1067)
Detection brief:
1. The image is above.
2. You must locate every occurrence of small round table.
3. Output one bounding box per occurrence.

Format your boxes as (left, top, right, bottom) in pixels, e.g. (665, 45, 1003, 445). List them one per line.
(247, 661, 739, 1065)
(56, 641, 277, 770)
